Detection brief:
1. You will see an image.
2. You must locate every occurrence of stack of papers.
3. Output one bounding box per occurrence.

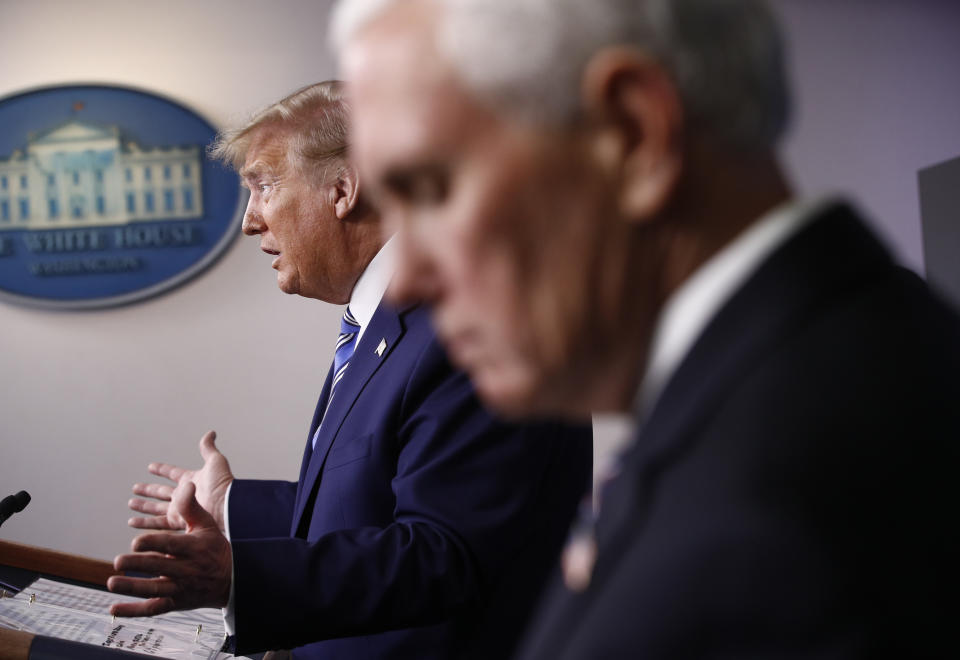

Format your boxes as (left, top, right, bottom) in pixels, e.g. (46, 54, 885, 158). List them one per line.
(0, 578, 226, 659)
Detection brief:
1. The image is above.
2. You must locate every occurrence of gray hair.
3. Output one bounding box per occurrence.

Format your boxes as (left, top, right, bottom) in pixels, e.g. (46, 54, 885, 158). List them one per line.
(331, 0, 790, 151)
(209, 80, 350, 179)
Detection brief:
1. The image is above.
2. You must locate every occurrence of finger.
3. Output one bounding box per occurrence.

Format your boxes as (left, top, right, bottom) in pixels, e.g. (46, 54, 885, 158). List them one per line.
(128, 515, 180, 531)
(128, 498, 170, 515)
(107, 575, 177, 599)
(132, 483, 175, 501)
(148, 462, 186, 482)
(110, 598, 176, 618)
(198, 430, 219, 461)
(129, 532, 196, 558)
(172, 481, 216, 532)
(114, 550, 181, 576)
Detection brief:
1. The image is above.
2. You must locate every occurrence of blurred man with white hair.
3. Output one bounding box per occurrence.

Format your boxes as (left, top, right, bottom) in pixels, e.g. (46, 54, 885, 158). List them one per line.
(334, 0, 960, 657)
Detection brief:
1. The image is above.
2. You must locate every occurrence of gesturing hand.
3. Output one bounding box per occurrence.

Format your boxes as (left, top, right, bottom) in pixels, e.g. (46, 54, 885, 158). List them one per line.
(108, 481, 232, 617)
(128, 430, 233, 532)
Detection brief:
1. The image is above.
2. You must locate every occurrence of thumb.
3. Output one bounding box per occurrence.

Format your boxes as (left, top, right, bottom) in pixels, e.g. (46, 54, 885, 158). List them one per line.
(172, 481, 215, 532)
(198, 430, 220, 462)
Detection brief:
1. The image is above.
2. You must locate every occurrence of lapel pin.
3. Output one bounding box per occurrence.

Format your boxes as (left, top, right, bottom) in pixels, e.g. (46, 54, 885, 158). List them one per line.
(375, 338, 387, 357)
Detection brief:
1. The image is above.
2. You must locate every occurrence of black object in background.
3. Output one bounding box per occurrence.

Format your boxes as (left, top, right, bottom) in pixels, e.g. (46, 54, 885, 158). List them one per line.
(920, 154, 960, 311)
(0, 490, 31, 528)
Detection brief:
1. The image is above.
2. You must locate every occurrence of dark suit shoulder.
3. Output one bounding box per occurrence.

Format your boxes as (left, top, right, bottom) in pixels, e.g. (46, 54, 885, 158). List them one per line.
(524, 209, 959, 660)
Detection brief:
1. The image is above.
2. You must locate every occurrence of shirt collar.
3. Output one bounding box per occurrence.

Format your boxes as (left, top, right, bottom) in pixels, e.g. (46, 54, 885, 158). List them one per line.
(634, 197, 834, 420)
(347, 234, 396, 345)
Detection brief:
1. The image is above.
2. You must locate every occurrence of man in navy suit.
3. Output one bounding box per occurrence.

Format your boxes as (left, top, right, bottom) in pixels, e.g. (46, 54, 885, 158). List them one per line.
(336, 0, 960, 657)
(107, 81, 592, 659)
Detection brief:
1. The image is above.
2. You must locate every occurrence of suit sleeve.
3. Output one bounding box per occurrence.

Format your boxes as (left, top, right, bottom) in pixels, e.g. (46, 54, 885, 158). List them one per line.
(228, 479, 297, 541)
(229, 338, 589, 653)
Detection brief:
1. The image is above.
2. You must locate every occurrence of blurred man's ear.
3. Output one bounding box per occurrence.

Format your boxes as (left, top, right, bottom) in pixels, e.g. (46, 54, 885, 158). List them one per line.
(334, 165, 362, 220)
(581, 47, 684, 223)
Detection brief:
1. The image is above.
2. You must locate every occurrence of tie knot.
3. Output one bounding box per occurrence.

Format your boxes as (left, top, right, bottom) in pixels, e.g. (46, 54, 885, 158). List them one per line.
(333, 306, 361, 382)
(341, 306, 360, 334)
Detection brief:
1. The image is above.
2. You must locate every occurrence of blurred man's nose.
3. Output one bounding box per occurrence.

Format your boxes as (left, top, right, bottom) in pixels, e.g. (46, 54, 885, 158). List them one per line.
(386, 230, 439, 307)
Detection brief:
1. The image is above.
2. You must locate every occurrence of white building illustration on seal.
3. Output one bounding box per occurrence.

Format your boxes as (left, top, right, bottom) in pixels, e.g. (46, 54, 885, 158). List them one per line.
(0, 120, 203, 231)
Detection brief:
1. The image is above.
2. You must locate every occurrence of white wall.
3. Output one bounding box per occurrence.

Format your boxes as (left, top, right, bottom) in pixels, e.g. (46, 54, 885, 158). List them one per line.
(0, 0, 344, 559)
(1, 0, 958, 561)
(772, 0, 960, 272)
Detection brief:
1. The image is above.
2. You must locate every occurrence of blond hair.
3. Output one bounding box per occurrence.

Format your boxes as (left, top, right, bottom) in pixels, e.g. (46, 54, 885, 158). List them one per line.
(209, 80, 349, 180)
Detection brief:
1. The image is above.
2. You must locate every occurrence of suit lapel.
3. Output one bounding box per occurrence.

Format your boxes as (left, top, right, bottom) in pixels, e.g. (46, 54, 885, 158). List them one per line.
(291, 366, 334, 531)
(290, 302, 407, 533)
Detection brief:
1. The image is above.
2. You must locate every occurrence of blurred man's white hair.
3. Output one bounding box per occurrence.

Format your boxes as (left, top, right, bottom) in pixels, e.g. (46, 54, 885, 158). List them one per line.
(331, 0, 790, 151)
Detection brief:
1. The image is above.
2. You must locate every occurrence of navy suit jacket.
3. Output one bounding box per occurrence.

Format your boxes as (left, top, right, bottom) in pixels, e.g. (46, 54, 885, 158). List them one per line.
(518, 204, 960, 659)
(227, 302, 592, 658)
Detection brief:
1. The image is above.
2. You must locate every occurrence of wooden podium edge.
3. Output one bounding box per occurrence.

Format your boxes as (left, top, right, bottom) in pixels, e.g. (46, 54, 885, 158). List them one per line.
(0, 540, 121, 659)
(0, 540, 117, 588)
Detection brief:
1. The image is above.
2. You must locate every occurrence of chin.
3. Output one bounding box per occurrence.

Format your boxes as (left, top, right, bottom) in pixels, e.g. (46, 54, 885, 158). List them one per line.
(276, 274, 300, 296)
(473, 364, 586, 422)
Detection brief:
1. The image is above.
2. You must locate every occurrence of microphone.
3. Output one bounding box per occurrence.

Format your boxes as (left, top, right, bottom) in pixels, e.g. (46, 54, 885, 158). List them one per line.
(0, 491, 30, 528)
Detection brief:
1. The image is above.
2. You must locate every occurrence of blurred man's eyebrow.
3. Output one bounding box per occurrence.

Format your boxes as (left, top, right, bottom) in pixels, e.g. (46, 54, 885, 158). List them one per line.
(382, 161, 446, 188)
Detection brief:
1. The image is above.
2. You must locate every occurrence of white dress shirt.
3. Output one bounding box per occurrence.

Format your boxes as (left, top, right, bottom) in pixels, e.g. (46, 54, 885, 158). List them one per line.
(348, 234, 397, 347)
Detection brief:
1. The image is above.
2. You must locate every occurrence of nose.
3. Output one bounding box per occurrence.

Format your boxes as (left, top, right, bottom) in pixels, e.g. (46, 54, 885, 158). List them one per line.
(241, 195, 264, 236)
(387, 228, 441, 307)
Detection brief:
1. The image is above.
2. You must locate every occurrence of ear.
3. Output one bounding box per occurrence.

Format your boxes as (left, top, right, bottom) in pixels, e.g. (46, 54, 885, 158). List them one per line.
(333, 165, 361, 221)
(580, 47, 684, 223)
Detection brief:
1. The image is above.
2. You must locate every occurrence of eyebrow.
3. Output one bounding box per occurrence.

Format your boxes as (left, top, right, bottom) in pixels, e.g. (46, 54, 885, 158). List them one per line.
(382, 161, 446, 189)
(239, 160, 273, 180)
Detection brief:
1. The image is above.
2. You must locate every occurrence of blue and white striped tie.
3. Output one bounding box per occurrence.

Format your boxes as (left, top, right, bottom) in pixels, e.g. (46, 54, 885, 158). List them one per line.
(331, 306, 361, 397)
(313, 307, 361, 449)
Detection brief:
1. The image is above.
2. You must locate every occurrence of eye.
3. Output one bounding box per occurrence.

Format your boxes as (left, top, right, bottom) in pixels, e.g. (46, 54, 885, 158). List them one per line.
(385, 166, 448, 207)
(258, 182, 271, 194)
(410, 174, 447, 205)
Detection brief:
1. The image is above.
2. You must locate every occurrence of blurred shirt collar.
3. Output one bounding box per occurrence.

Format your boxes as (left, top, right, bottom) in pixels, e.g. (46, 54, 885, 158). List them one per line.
(635, 197, 834, 421)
